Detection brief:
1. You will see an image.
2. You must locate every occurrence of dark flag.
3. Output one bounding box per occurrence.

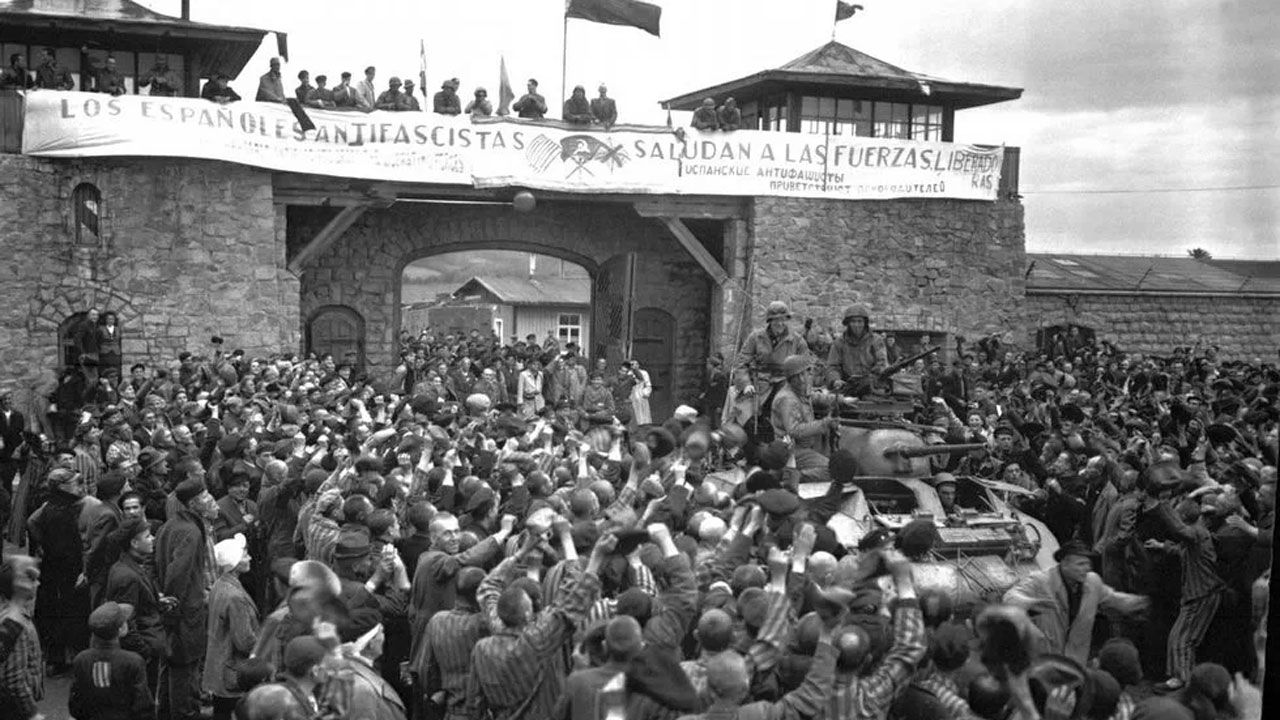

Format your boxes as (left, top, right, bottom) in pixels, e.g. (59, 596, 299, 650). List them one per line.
(835, 1, 863, 22)
(565, 0, 662, 37)
(285, 98, 316, 132)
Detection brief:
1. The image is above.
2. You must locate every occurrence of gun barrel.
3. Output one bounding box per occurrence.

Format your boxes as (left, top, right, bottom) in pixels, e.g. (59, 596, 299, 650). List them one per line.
(885, 443, 988, 458)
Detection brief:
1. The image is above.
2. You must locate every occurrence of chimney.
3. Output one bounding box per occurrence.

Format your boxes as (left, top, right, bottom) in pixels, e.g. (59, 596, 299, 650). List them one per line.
(181, 1, 191, 20)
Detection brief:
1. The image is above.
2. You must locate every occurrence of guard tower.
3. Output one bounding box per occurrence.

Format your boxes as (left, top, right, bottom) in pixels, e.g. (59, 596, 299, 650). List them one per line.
(662, 41, 1020, 142)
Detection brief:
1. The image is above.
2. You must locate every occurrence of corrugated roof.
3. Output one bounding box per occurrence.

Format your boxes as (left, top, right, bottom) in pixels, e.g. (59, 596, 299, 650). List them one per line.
(452, 276, 591, 307)
(1026, 254, 1280, 295)
(2, 0, 171, 21)
(662, 41, 1021, 111)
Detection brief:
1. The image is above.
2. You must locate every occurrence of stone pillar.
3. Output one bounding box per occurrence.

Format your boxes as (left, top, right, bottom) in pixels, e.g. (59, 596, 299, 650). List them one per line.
(712, 218, 750, 359)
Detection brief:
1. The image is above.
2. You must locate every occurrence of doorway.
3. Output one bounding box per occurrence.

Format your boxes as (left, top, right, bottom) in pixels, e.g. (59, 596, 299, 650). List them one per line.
(631, 307, 676, 420)
(307, 305, 366, 372)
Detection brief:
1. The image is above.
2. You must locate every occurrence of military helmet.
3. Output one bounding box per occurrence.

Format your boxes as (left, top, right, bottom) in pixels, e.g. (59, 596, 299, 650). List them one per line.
(842, 304, 871, 324)
(765, 301, 792, 321)
(781, 354, 811, 379)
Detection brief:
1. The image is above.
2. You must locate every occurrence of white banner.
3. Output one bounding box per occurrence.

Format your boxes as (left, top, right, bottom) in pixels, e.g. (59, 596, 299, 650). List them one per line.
(22, 92, 1004, 200)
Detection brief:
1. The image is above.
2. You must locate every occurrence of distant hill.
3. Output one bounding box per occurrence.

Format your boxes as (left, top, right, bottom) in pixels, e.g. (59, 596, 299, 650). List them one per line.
(402, 250, 590, 305)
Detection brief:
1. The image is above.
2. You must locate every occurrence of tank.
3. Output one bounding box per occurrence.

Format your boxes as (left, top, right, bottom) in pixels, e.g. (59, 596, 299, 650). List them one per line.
(798, 419, 1059, 610)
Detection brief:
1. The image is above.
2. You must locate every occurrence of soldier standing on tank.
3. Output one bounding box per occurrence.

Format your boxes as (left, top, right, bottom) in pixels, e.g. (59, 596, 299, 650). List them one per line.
(725, 302, 809, 441)
(826, 304, 888, 397)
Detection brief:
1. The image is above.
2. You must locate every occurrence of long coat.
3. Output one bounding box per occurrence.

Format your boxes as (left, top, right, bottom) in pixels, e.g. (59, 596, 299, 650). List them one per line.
(203, 572, 259, 697)
(105, 553, 166, 661)
(154, 508, 211, 664)
(1003, 566, 1148, 664)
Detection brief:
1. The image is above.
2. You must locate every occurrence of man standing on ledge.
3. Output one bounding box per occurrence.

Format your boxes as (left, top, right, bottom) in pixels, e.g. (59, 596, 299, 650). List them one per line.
(591, 84, 617, 129)
(513, 78, 547, 119)
(255, 57, 286, 103)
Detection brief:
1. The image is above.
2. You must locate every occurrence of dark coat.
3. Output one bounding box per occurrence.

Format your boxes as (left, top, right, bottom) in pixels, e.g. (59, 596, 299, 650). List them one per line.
(69, 638, 153, 720)
(105, 553, 166, 660)
(154, 507, 210, 663)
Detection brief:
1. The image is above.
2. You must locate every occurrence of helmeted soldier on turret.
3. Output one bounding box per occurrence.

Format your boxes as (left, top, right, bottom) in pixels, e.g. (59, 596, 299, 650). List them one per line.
(826, 304, 888, 396)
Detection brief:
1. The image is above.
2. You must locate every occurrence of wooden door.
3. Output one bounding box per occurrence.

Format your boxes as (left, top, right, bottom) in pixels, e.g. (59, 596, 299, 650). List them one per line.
(307, 305, 365, 372)
(631, 307, 675, 420)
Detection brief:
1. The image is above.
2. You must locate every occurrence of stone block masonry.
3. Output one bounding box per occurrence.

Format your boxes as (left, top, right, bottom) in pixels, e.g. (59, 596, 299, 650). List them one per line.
(1026, 292, 1280, 360)
(745, 196, 1027, 358)
(0, 155, 299, 413)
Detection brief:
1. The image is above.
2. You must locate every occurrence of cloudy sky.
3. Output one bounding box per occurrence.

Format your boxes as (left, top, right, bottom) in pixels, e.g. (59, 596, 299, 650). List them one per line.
(143, 0, 1279, 259)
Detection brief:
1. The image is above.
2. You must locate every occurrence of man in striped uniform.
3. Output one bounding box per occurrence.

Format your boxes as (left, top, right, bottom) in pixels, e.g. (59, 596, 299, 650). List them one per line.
(1146, 495, 1225, 692)
(466, 524, 608, 720)
(814, 549, 927, 720)
(418, 566, 488, 720)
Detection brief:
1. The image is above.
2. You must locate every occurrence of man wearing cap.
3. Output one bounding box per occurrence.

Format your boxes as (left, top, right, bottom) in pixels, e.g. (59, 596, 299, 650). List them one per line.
(105, 517, 165, 695)
(432, 78, 461, 115)
(205, 533, 259, 720)
(27, 466, 89, 675)
(826, 305, 888, 397)
(771, 355, 838, 461)
(1003, 540, 1149, 664)
(377, 77, 406, 111)
(933, 473, 961, 516)
(252, 56, 285, 103)
(731, 302, 809, 436)
(154, 478, 219, 720)
(81, 470, 129, 608)
(400, 80, 423, 111)
(69, 601, 152, 720)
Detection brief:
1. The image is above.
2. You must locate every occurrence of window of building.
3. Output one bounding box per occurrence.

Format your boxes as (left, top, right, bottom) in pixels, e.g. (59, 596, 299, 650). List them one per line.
(492, 317, 504, 340)
(800, 96, 873, 136)
(760, 96, 788, 131)
(557, 313, 582, 344)
(72, 182, 101, 243)
(873, 101, 911, 139)
(910, 105, 944, 141)
(739, 100, 759, 130)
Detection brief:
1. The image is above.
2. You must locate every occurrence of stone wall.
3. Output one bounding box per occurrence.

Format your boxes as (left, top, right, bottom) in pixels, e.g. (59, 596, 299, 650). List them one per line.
(746, 197, 1026, 358)
(0, 155, 298, 412)
(1026, 292, 1280, 360)
(291, 202, 710, 405)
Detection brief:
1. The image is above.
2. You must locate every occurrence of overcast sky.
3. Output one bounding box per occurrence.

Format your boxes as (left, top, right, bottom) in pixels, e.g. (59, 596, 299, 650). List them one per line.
(143, 0, 1279, 260)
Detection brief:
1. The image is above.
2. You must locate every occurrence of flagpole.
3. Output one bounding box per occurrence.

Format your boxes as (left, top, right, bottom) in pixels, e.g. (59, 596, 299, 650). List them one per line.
(561, 14, 570, 110)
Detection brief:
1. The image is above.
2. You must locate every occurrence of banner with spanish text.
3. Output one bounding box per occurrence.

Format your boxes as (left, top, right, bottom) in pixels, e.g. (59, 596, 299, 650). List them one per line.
(22, 92, 1004, 201)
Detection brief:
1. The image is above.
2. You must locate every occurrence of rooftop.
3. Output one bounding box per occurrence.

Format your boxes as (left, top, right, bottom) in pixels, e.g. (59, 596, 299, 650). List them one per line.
(0, 0, 272, 78)
(663, 41, 1022, 111)
(1026, 253, 1280, 295)
(452, 276, 591, 307)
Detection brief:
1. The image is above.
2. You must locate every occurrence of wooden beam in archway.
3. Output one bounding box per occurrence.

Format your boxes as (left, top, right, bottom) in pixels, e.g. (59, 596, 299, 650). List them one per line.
(651, 215, 729, 286)
(287, 204, 370, 275)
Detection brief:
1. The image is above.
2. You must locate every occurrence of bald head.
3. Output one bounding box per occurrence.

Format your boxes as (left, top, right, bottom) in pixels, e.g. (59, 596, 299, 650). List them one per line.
(808, 551, 836, 586)
(698, 516, 726, 543)
(835, 626, 873, 672)
(605, 615, 643, 662)
(705, 650, 749, 703)
(696, 608, 734, 652)
(242, 683, 306, 720)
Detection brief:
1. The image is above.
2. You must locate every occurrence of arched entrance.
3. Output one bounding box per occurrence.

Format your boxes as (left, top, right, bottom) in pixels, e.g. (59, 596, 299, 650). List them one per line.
(58, 312, 88, 369)
(307, 305, 366, 372)
(631, 307, 676, 420)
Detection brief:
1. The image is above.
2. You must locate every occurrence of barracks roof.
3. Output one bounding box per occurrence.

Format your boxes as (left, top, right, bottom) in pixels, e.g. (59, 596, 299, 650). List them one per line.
(1026, 253, 1280, 295)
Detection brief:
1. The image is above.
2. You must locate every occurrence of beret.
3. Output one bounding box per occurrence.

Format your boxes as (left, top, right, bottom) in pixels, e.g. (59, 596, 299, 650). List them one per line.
(757, 488, 800, 516)
(175, 477, 207, 504)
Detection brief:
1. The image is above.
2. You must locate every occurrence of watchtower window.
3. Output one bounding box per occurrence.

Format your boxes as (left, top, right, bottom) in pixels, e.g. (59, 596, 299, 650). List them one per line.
(72, 182, 101, 243)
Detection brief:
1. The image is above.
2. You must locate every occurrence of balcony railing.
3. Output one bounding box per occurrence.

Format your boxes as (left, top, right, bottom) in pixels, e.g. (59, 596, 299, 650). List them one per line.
(0, 90, 22, 153)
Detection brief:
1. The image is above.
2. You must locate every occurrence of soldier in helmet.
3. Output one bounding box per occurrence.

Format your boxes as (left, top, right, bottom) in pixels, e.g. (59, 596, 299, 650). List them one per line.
(826, 304, 888, 397)
(726, 301, 809, 441)
(771, 355, 839, 466)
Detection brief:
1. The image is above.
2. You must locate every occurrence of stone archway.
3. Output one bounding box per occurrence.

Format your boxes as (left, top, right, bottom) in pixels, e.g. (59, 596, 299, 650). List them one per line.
(291, 201, 714, 407)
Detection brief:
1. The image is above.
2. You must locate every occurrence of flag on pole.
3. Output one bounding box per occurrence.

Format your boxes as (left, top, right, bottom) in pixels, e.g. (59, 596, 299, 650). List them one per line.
(497, 56, 515, 116)
(418, 39, 428, 98)
(565, 0, 661, 37)
(835, 1, 862, 22)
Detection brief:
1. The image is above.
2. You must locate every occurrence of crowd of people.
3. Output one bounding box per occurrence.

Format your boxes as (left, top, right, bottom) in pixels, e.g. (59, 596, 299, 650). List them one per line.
(0, 299, 1273, 720)
(1, 50, 757, 131)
